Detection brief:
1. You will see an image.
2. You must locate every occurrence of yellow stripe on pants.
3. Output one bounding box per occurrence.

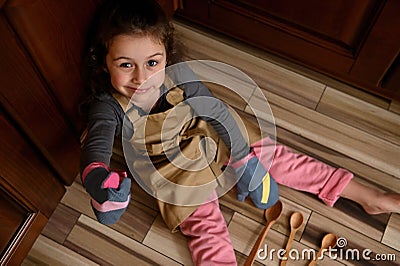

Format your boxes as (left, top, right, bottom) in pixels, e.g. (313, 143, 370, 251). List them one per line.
(261, 172, 271, 203)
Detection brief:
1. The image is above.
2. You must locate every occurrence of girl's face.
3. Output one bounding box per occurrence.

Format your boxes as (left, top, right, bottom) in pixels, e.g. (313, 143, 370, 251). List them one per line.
(105, 34, 167, 103)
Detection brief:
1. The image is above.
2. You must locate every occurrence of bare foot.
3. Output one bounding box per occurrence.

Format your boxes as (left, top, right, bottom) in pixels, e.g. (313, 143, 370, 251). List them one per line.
(340, 180, 400, 215)
(361, 192, 400, 215)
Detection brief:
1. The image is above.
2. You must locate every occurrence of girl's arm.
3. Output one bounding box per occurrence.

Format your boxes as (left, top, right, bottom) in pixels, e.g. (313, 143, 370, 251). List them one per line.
(182, 81, 279, 209)
(182, 81, 250, 162)
(80, 97, 121, 170)
(80, 97, 131, 224)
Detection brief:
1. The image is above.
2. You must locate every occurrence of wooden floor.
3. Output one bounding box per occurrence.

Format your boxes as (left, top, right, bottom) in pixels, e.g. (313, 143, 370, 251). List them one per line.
(23, 21, 400, 265)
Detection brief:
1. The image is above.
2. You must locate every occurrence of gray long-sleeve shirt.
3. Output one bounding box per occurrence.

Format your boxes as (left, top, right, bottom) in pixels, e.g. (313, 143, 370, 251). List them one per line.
(80, 81, 250, 173)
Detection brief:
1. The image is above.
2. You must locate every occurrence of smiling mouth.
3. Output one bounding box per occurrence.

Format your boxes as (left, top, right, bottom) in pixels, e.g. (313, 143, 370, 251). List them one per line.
(128, 86, 149, 94)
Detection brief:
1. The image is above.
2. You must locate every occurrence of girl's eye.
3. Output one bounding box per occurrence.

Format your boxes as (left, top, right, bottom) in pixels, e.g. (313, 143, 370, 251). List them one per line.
(147, 60, 158, 67)
(119, 62, 132, 68)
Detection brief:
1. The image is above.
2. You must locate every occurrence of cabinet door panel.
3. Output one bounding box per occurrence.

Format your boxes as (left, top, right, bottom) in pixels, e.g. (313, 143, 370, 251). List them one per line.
(231, 0, 381, 52)
(0, 111, 65, 218)
(0, 15, 80, 185)
(0, 108, 64, 264)
(349, 0, 400, 86)
(4, 0, 101, 132)
(0, 190, 28, 252)
(176, 0, 400, 100)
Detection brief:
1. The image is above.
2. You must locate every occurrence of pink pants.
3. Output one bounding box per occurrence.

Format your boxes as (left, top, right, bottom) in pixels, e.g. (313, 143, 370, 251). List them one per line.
(180, 198, 237, 265)
(180, 142, 353, 265)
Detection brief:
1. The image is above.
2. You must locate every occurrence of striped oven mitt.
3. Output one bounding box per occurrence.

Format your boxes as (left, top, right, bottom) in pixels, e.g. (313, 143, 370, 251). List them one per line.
(82, 162, 131, 224)
(231, 149, 279, 209)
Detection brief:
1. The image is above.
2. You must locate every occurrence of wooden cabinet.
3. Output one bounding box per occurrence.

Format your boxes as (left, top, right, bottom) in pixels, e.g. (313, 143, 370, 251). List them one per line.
(0, 0, 177, 263)
(0, 12, 82, 186)
(175, 0, 400, 101)
(0, 108, 65, 265)
(0, 0, 96, 263)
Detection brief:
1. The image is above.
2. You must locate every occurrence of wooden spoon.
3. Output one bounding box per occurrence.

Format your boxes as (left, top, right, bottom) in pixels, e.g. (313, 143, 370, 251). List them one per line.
(308, 233, 338, 266)
(244, 200, 283, 266)
(280, 212, 304, 265)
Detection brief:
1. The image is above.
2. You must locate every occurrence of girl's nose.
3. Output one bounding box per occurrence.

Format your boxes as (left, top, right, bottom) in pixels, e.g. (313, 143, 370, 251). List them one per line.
(132, 67, 147, 84)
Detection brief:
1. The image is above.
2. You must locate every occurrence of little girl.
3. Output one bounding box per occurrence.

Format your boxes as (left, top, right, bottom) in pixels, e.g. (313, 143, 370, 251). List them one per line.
(80, 0, 400, 265)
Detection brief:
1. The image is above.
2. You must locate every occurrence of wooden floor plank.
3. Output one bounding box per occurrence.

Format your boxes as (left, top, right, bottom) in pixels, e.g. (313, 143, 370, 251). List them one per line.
(389, 101, 400, 115)
(22, 235, 99, 266)
(275, 126, 400, 193)
(323, 84, 391, 111)
(174, 20, 391, 111)
(382, 214, 400, 251)
(235, 250, 265, 266)
(206, 82, 252, 111)
(143, 214, 192, 265)
(130, 179, 159, 211)
(247, 90, 400, 178)
(142, 206, 236, 266)
(317, 87, 400, 146)
(181, 59, 256, 107)
(175, 23, 326, 110)
(278, 185, 389, 242)
(64, 215, 181, 265)
(220, 189, 311, 238)
(303, 213, 400, 266)
(40, 203, 80, 245)
(61, 181, 158, 243)
(228, 212, 344, 265)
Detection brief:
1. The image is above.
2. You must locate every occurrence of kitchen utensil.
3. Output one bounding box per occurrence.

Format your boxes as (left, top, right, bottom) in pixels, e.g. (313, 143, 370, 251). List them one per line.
(244, 200, 283, 266)
(308, 233, 338, 266)
(280, 211, 304, 265)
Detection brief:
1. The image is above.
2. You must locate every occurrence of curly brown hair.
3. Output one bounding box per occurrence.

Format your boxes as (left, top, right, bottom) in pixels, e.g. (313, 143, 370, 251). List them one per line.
(82, 0, 183, 98)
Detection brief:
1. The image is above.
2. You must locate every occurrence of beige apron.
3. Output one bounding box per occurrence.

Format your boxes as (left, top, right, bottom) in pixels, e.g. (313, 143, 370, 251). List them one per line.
(114, 88, 257, 232)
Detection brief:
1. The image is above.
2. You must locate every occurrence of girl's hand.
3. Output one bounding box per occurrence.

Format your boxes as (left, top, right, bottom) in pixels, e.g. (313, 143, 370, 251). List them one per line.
(232, 154, 279, 209)
(82, 165, 131, 224)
